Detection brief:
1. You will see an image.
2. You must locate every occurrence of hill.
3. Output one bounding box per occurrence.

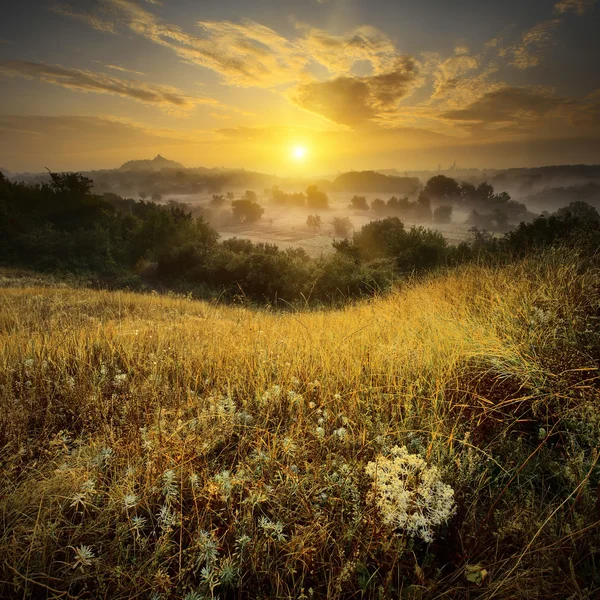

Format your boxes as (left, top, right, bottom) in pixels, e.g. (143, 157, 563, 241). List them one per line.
(119, 154, 185, 171)
(1, 249, 600, 598)
(333, 170, 421, 194)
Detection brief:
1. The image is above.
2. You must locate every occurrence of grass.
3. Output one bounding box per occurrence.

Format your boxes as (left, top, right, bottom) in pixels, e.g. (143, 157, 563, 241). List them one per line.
(1, 247, 599, 599)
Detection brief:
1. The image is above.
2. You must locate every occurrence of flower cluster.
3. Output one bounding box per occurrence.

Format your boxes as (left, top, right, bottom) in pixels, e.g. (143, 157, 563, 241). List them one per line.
(365, 446, 455, 542)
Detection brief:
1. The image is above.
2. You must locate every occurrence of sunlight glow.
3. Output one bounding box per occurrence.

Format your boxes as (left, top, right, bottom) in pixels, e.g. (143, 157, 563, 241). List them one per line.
(291, 145, 307, 161)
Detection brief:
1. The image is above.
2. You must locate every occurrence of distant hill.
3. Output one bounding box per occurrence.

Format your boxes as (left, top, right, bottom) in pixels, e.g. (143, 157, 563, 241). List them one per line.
(119, 154, 184, 171)
(333, 170, 420, 195)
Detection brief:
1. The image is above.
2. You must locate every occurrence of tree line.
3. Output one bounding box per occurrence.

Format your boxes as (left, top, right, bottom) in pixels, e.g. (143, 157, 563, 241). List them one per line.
(1, 171, 598, 306)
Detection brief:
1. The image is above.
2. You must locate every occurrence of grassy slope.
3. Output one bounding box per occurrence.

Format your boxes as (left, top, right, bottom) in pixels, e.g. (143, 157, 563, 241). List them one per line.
(1, 250, 599, 599)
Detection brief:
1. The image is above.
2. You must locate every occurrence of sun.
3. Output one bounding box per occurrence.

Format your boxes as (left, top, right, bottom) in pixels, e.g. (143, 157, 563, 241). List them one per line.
(291, 145, 307, 161)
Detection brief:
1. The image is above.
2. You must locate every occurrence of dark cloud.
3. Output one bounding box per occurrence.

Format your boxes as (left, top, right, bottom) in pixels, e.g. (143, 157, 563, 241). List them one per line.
(0, 61, 216, 112)
(440, 86, 572, 124)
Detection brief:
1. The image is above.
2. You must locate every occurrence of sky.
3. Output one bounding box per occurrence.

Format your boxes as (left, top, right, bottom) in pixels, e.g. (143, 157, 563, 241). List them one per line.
(0, 0, 599, 174)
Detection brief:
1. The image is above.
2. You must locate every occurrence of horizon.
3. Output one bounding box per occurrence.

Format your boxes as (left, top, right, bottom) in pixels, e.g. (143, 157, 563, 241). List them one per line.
(1, 0, 599, 174)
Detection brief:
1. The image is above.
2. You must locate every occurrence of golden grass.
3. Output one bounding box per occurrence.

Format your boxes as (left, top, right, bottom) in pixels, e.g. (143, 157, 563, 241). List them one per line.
(1, 249, 599, 599)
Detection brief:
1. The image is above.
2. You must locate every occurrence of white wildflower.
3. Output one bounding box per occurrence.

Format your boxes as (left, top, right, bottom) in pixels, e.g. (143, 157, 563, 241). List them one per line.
(71, 545, 94, 570)
(333, 427, 348, 441)
(113, 372, 127, 387)
(365, 446, 455, 543)
(315, 426, 325, 440)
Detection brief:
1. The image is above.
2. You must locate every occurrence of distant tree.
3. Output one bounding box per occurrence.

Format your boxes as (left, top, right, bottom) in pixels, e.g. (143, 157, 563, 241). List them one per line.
(306, 214, 322, 234)
(331, 216, 353, 237)
(139, 191, 147, 200)
(423, 175, 461, 200)
(306, 185, 329, 209)
(226, 191, 235, 200)
(243, 190, 258, 203)
(433, 205, 453, 224)
(371, 198, 386, 215)
(231, 199, 264, 223)
(349, 195, 369, 211)
(387, 196, 411, 213)
(476, 182, 495, 201)
(459, 182, 478, 204)
(211, 194, 226, 206)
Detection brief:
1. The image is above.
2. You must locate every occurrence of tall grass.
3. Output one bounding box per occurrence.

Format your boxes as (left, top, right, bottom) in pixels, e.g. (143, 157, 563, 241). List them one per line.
(1, 248, 599, 598)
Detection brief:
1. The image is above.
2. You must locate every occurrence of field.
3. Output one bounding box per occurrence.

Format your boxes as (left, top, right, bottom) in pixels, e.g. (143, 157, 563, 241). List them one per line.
(1, 249, 600, 599)
(168, 192, 476, 256)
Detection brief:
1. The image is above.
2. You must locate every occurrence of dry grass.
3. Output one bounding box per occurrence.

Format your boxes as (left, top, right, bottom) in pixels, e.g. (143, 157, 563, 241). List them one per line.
(1, 249, 599, 599)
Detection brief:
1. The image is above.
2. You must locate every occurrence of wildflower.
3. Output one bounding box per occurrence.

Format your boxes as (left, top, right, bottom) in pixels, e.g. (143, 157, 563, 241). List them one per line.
(161, 469, 178, 501)
(190, 472, 200, 489)
(259, 516, 287, 542)
(71, 545, 94, 570)
(70, 492, 87, 510)
(219, 556, 240, 587)
(195, 530, 218, 567)
(315, 426, 325, 439)
(281, 437, 297, 455)
(113, 372, 127, 387)
(123, 494, 138, 510)
(333, 427, 348, 441)
(365, 446, 455, 543)
(308, 402, 316, 409)
(130, 515, 147, 532)
(157, 504, 178, 531)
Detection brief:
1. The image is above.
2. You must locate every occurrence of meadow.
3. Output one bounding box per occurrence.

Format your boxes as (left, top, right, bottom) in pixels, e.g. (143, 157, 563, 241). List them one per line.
(1, 246, 599, 599)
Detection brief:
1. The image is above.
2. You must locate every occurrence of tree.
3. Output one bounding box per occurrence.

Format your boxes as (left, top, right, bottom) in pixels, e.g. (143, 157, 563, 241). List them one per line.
(331, 216, 353, 237)
(352, 217, 406, 259)
(151, 192, 162, 202)
(306, 185, 329, 209)
(423, 175, 461, 200)
(349, 195, 369, 211)
(139, 191, 147, 200)
(211, 194, 226, 206)
(243, 190, 258, 203)
(433, 205, 453, 224)
(231, 199, 264, 223)
(371, 198, 386, 215)
(226, 191, 235, 200)
(306, 214, 322, 234)
(555, 201, 600, 224)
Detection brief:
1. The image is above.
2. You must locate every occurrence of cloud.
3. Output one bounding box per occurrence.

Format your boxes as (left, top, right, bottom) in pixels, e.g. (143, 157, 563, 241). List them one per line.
(292, 57, 420, 126)
(0, 60, 217, 113)
(105, 64, 145, 76)
(440, 86, 573, 125)
(499, 19, 561, 69)
(554, 0, 597, 15)
(295, 23, 399, 75)
(51, 3, 118, 34)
